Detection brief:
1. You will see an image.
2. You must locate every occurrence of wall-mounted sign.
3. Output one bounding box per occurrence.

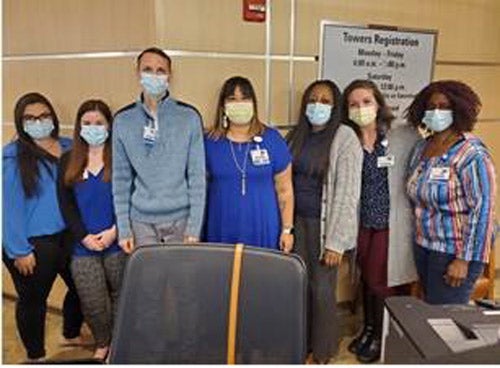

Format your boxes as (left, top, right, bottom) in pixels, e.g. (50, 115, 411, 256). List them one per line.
(320, 21, 437, 124)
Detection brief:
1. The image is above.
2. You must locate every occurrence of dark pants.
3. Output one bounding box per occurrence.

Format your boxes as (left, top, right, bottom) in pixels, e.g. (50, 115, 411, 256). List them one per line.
(413, 245, 484, 305)
(357, 227, 409, 339)
(3, 232, 83, 359)
(294, 216, 339, 361)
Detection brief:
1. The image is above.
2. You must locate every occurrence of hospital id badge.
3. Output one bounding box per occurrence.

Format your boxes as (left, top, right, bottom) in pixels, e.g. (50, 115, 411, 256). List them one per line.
(377, 155, 395, 168)
(250, 149, 270, 166)
(143, 126, 157, 144)
(430, 167, 450, 181)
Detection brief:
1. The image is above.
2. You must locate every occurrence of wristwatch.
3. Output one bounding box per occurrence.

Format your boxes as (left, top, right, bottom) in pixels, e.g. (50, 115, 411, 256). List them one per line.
(282, 226, 294, 235)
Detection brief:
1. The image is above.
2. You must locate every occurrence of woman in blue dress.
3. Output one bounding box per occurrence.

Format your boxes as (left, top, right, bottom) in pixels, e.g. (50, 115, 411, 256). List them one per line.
(204, 76, 294, 252)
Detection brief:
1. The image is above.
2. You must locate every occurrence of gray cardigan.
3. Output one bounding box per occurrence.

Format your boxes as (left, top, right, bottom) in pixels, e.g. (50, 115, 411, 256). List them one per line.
(319, 124, 420, 286)
(319, 124, 363, 258)
(386, 125, 421, 286)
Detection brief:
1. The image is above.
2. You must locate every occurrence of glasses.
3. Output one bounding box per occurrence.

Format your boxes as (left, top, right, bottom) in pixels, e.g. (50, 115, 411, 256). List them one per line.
(22, 113, 52, 123)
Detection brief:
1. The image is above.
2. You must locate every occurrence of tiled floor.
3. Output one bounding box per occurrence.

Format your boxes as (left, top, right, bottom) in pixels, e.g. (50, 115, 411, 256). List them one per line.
(3, 278, 499, 364)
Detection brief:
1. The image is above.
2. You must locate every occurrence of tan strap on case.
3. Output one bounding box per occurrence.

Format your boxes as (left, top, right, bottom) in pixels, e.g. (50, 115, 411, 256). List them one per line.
(227, 243, 244, 364)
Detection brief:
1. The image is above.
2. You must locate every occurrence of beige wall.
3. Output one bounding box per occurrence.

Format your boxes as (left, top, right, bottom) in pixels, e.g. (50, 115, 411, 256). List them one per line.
(3, 1, 500, 304)
(4, 0, 500, 125)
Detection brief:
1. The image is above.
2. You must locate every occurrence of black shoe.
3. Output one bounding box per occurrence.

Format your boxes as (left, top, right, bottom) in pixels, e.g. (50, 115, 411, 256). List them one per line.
(356, 337, 381, 364)
(348, 327, 373, 354)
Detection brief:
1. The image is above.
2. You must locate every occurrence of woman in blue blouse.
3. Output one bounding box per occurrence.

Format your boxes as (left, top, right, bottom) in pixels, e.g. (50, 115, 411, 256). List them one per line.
(204, 76, 294, 251)
(57, 100, 126, 361)
(2, 92, 83, 362)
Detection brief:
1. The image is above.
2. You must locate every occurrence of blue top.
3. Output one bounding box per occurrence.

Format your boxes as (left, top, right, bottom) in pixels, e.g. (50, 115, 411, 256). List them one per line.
(292, 129, 326, 219)
(204, 128, 292, 249)
(360, 133, 390, 229)
(71, 169, 121, 257)
(2, 137, 72, 259)
(112, 95, 206, 241)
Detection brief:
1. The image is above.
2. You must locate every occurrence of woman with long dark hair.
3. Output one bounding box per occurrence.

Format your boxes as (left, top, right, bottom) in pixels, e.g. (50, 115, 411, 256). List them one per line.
(286, 80, 363, 363)
(57, 99, 126, 360)
(204, 76, 294, 251)
(2, 92, 83, 362)
(343, 80, 420, 363)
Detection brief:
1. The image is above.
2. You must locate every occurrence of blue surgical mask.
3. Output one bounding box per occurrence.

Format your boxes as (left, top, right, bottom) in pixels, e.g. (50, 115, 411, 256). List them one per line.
(422, 109, 453, 132)
(140, 72, 169, 98)
(80, 125, 109, 146)
(306, 103, 332, 126)
(23, 118, 54, 139)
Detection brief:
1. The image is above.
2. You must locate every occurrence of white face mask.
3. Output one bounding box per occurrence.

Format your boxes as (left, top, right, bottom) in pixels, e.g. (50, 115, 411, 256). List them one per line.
(348, 105, 378, 127)
(224, 101, 254, 125)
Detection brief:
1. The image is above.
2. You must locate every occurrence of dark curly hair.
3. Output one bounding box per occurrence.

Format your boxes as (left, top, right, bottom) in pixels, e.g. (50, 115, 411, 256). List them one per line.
(405, 80, 481, 132)
(341, 79, 395, 139)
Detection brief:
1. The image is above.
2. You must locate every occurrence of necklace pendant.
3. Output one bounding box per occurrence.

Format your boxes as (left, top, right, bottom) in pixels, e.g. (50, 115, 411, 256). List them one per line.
(242, 174, 246, 196)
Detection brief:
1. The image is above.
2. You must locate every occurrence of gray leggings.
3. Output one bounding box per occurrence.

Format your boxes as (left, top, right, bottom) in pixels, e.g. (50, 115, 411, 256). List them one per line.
(70, 251, 126, 347)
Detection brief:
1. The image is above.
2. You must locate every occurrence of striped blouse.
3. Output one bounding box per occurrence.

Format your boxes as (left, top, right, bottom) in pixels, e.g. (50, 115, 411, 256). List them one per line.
(406, 133, 496, 263)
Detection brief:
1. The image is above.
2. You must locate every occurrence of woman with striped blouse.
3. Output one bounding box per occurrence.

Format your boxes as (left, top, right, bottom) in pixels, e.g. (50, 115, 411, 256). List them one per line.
(406, 80, 496, 305)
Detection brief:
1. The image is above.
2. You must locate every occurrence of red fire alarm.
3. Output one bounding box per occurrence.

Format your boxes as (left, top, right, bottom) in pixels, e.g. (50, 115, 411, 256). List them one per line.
(243, 0, 266, 22)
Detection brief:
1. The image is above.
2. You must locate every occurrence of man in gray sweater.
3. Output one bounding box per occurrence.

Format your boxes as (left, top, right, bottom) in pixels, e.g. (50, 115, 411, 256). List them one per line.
(112, 47, 206, 253)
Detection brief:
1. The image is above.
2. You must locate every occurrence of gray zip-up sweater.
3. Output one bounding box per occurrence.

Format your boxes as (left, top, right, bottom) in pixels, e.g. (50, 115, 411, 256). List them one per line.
(112, 96, 206, 241)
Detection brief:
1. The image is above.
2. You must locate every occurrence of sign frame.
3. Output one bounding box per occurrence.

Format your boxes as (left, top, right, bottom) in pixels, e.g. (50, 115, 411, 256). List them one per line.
(319, 20, 438, 123)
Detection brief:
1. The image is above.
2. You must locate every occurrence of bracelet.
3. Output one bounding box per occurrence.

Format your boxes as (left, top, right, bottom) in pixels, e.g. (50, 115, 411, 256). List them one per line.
(282, 226, 294, 235)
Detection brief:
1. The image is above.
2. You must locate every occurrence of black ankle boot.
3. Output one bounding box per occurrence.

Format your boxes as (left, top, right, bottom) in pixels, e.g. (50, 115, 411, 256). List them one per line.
(348, 326, 374, 354)
(356, 336, 381, 363)
(356, 295, 384, 363)
(349, 283, 375, 354)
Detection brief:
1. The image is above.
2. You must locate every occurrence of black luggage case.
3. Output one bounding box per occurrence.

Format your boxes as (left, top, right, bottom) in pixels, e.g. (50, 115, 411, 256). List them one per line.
(109, 243, 307, 364)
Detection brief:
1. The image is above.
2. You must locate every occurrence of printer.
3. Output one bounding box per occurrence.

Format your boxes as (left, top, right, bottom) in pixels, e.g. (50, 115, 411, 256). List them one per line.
(382, 296, 500, 364)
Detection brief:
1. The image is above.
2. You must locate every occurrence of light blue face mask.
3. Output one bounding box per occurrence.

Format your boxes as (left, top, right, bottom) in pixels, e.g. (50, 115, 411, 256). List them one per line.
(23, 118, 54, 139)
(305, 102, 333, 126)
(80, 125, 109, 146)
(140, 72, 169, 98)
(422, 109, 454, 132)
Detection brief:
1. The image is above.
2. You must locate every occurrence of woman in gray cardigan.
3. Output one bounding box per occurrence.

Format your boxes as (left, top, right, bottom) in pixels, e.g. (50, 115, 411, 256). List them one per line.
(343, 79, 420, 363)
(286, 80, 363, 363)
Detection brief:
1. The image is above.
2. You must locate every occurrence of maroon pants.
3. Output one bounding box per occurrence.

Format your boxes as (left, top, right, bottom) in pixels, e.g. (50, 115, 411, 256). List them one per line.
(357, 227, 409, 298)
